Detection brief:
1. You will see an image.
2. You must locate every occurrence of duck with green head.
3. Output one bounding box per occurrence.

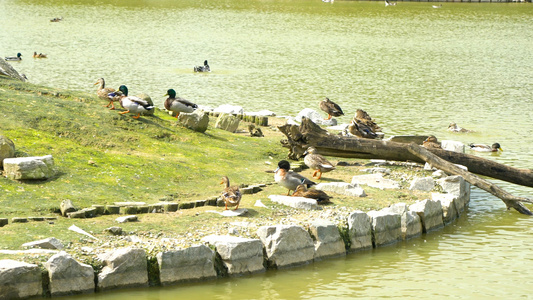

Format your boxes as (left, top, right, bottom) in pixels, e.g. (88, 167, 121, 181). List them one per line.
(116, 85, 154, 119)
(164, 89, 198, 118)
(5, 53, 22, 61)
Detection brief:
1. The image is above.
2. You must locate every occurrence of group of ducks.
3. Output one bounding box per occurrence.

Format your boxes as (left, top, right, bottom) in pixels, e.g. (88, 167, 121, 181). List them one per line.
(219, 146, 334, 211)
(95, 78, 199, 119)
(4, 52, 47, 61)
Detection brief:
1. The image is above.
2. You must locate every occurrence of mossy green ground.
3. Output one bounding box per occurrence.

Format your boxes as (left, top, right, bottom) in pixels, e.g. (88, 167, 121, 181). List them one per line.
(0, 76, 431, 260)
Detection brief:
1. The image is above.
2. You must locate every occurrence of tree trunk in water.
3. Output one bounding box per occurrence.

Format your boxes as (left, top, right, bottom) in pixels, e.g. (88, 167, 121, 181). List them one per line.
(279, 117, 533, 215)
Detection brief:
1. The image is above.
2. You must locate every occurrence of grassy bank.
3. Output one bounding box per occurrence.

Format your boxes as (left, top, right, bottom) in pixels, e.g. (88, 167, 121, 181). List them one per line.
(0, 76, 430, 262)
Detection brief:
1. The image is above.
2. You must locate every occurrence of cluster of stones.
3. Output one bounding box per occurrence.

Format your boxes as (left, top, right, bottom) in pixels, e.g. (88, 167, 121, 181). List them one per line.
(0, 174, 470, 299)
(165, 104, 273, 133)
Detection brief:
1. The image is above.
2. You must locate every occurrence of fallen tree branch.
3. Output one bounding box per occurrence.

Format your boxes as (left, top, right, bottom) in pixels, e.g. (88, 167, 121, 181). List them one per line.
(406, 143, 533, 215)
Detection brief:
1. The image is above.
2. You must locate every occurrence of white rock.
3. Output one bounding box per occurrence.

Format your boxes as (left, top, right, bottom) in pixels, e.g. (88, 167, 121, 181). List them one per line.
(202, 235, 265, 276)
(409, 199, 444, 233)
(3, 155, 55, 180)
(441, 140, 465, 153)
(409, 176, 435, 191)
(432, 193, 459, 223)
(97, 248, 148, 291)
(116, 215, 138, 223)
(315, 182, 366, 197)
(0, 259, 42, 299)
(296, 108, 337, 126)
(437, 175, 471, 213)
(382, 203, 422, 240)
(257, 225, 315, 268)
(367, 210, 402, 247)
(309, 220, 346, 261)
(157, 245, 216, 286)
(268, 195, 318, 210)
(214, 104, 244, 115)
(347, 211, 373, 252)
(44, 251, 94, 296)
(246, 110, 276, 117)
(22, 237, 63, 250)
(351, 174, 400, 189)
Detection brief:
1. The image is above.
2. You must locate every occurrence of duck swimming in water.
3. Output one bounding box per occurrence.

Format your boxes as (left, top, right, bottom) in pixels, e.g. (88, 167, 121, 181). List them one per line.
(469, 143, 502, 152)
(194, 60, 210, 72)
(33, 52, 47, 58)
(5, 53, 22, 61)
(163, 89, 198, 118)
(274, 160, 316, 195)
(116, 85, 154, 119)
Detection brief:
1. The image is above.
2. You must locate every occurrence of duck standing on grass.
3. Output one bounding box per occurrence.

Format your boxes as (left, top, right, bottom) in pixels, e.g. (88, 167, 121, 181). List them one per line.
(194, 60, 210, 72)
(469, 143, 502, 152)
(5, 53, 22, 61)
(116, 85, 154, 119)
(303, 146, 335, 179)
(292, 184, 331, 204)
(164, 89, 198, 118)
(94, 78, 120, 110)
(319, 97, 344, 120)
(274, 160, 316, 195)
(220, 176, 242, 210)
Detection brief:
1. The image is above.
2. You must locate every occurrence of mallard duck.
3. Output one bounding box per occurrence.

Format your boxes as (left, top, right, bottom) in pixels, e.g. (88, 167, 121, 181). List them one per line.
(220, 176, 242, 210)
(94, 78, 120, 110)
(348, 119, 377, 139)
(319, 97, 344, 120)
(469, 143, 502, 152)
(50, 16, 63, 22)
(274, 160, 316, 195)
(248, 124, 264, 137)
(116, 85, 154, 119)
(32, 52, 47, 58)
(194, 60, 210, 72)
(303, 147, 335, 179)
(5, 53, 22, 61)
(448, 123, 474, 133)
(422, 135, 442, 149)
(292, 184, 331, 204)
(163, 89, 198, 117)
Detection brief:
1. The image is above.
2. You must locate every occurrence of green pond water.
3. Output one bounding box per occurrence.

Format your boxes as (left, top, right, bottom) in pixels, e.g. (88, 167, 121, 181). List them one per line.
(1, 0, 533, 298)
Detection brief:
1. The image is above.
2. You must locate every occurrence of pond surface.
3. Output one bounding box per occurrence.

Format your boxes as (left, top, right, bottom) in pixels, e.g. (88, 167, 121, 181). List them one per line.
(2, 0, 533, 298)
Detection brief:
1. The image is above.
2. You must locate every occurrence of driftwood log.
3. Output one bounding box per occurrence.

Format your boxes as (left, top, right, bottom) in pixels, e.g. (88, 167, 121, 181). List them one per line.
(279, 117, 533, 215)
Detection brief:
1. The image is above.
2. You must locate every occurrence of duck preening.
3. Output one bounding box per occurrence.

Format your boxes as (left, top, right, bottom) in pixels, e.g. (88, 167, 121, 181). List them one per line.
(292, 184, 331, 204)
(194, 60, 210, 72)
(469, 143, 502, 152)
(5, 53, 22, 61)
(346, 109, 382, 139)
(116, 85, 154, 119)
(33, 52, 47, 58)
(274, 160, 316, 195)
(220, 176, 242, 210)
(319, 97, 344, 120)
(94, 78, 121, 110)
(303, 147, 335, 179)
(164, 89, 198, 118)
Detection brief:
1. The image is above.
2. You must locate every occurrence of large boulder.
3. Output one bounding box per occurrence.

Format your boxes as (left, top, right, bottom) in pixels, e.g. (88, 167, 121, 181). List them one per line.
(202, 235, 265, 276)
(178, 110, 209, 133)
(3, 155, 55, 180)
(409, 176, 435, 192)
(309, 221, 346, 261)
(257, 225, 314, 269)
(367, 210, 402, 247)
(157, 245, 217, 286)
(437, 175, 471, 212)
(409, 199, 444, 233)
(441, 140, 465, 153)
(0, 60, 27, 82)
(432, 193, 459, 223)
(215, 113, 240, 133)
(382, 203, 422, 240)
(0, 259, 42, 300)
(346, 211, 373, 252)
(97, 248, 148, 291)
(44, 251, 94, 296)
(0, 136, 15, 169)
